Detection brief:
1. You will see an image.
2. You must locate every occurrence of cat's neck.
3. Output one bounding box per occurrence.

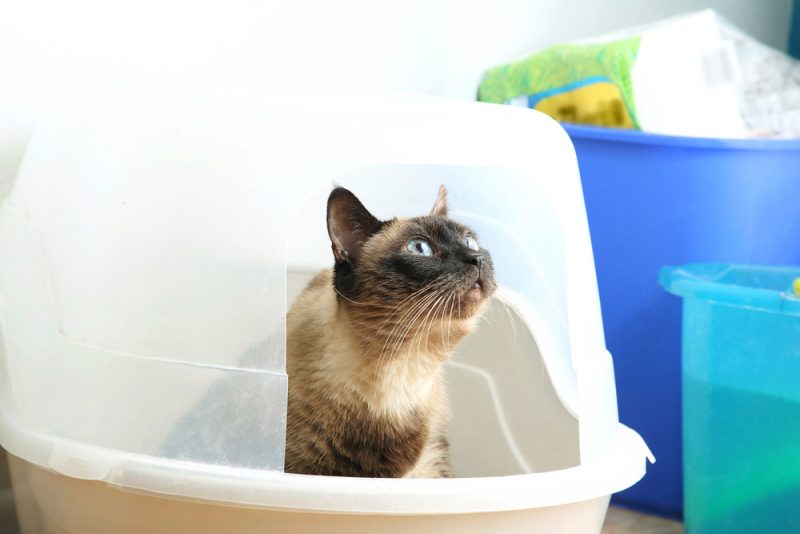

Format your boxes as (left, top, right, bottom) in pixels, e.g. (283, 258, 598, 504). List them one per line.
(290, 271, 473, 419)
(327, 301, 470, 418)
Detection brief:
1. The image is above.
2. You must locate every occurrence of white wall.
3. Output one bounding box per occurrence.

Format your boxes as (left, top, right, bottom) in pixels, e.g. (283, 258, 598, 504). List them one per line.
(0, 0, 792, 100)
(0, 0, 794, 196)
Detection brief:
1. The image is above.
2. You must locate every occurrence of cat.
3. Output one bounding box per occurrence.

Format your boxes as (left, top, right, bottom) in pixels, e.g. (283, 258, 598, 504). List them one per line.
(284, 185, 496, 478)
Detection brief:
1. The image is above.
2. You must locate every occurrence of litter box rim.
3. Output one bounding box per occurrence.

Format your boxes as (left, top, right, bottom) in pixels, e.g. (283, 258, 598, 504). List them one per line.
(0, 408, 651, 515)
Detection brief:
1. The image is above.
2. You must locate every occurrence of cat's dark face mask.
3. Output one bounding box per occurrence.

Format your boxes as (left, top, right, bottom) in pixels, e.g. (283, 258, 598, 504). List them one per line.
(326, 185, 496, 323)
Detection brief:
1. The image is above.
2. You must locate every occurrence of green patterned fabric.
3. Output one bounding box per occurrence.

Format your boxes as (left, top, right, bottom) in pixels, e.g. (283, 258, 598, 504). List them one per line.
(478, 36, 642, 127)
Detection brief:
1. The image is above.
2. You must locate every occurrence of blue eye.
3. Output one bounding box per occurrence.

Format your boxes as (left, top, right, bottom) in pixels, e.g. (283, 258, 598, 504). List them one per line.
(406, 238, 433, 256)
(465, 236, 479, 251)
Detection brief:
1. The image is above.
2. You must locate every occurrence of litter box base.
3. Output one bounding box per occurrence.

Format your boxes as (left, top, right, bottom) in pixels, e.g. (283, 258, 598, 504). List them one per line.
(8, 454, 610, 534)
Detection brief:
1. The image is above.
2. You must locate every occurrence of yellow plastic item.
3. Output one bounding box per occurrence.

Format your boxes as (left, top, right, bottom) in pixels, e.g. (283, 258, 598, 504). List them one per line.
(793, 277, 800, 297)
(534, 82, 635, 128)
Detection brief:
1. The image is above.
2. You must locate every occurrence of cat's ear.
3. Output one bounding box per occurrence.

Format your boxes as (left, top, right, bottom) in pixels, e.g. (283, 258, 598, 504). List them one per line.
(327, 187, 382, 264)
(431, 184, 448, 217)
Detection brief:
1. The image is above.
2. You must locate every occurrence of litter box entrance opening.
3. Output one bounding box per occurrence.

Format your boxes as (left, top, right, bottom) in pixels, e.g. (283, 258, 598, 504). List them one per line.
(285, 164, 580, 476)
(286, 269, 580, 476)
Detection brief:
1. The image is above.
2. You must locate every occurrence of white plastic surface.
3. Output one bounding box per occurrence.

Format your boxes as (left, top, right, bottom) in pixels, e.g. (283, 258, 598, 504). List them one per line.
(571, 10, 747, 138)
(0, 93, 651, 518)
(631, 10, 747, 138)
(8, 454, 615, 534)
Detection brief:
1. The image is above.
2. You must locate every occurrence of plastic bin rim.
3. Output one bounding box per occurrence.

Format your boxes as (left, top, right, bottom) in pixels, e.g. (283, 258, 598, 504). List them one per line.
(659, 263, 800, 316)
(562, 123, 800, 151)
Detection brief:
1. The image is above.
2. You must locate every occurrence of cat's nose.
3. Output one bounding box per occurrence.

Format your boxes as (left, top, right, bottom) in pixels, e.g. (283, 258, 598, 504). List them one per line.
(467, 254, 482, 271)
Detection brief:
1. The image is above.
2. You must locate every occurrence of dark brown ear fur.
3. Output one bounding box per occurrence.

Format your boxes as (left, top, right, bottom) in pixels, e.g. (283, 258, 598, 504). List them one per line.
(326, 187, 382, 265)
(327, 187, 387, 298)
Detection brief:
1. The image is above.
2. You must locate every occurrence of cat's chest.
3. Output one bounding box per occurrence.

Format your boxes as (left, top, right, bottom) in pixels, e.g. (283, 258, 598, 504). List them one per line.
(331, 373, 447, 477)
(336, 402, 431, 477)
(286, 339, 449, 477)
(366, 354, 445, 417)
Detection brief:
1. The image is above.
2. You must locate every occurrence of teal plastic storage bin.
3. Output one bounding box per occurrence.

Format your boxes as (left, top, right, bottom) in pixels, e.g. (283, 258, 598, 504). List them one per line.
(661, 263, 800, 533)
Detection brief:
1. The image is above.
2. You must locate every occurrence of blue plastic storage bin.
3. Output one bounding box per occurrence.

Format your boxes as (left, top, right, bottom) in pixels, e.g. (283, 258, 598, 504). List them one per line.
(564, 124, 800, 517)
(661, 263, 800, 533)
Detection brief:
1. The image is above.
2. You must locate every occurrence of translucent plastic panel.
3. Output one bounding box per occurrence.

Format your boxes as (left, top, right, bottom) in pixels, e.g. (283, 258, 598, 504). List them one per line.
(0, 205, 287, 471)
(8, 110, 287, 373)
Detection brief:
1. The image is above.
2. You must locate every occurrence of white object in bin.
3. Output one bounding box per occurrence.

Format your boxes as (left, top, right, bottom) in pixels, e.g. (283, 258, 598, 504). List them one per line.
(581, 9, 800, 138)
(576, 9, 747, 138)
(0, 93, 652, 533)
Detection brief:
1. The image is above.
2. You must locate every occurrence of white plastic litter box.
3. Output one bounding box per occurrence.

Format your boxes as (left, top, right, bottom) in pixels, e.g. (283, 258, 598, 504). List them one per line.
(0, 93, 652, 533)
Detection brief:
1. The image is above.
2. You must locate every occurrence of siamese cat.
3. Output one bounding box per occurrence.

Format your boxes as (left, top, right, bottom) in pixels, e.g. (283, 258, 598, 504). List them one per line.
(285, 186, 496, 477)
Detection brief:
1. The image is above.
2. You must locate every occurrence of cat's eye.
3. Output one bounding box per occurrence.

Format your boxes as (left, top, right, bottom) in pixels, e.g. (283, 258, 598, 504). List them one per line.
(406, 238, 433, 257)
(465, 236, 480, 251)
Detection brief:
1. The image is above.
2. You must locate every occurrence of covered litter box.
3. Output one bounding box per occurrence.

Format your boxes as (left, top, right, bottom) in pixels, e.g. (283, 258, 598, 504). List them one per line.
(0, 94, 651, 533)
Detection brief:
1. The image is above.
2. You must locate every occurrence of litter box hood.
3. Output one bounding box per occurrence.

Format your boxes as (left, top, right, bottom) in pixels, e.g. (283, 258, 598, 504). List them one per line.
(0, 92, 651, 512)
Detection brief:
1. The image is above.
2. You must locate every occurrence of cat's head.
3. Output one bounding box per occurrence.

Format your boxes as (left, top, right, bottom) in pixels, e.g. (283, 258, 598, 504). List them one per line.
(326, 186, 496, 330)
